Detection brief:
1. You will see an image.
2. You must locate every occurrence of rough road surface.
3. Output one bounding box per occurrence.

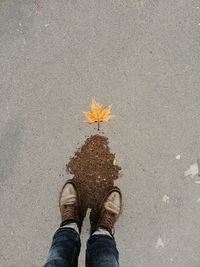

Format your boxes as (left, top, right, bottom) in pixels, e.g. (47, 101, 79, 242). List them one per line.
(0, 1, 200, 266)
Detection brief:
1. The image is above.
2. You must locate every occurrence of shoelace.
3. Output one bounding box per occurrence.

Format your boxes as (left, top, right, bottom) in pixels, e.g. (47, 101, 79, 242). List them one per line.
(99, 211, 116, 232)
(63, 205, 77, 220)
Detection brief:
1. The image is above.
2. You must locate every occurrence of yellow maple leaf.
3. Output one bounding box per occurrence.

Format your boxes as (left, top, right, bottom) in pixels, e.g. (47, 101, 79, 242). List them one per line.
(83, 99, 112, 130)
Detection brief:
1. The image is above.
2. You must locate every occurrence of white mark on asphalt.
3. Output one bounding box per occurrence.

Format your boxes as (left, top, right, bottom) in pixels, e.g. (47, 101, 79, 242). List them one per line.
(175, 155, 181, 160)
(196, 198, 200, 203)
(45, 23, 50, 28)
(194, 181, 200, 184)
(162, 195, 170, 204)
(155, 237, 164, 249)
(184, 163, 198, 178)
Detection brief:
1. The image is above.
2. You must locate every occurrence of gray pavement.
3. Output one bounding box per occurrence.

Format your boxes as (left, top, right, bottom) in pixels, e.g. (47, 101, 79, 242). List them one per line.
(1, 0, 200, 266)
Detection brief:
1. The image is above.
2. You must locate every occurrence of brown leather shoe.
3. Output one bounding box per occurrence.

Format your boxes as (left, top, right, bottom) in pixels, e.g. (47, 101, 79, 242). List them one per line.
(59, 179, 87, 232)
(90, 187, 122, 236)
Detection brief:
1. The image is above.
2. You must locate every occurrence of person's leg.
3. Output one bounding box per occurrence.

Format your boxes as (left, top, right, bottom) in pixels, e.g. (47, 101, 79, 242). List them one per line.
(42, 180, 87, 267)
(86, 187, 122, 267)
(86, 230, 119, 267)
(43, 225, 80, 267)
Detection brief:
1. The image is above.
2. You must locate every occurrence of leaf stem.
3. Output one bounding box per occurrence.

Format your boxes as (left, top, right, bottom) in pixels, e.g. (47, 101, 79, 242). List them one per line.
(97, 121, 100, 131)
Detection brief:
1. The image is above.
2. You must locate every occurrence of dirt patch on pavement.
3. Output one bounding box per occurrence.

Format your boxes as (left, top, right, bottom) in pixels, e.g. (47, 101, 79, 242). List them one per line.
(66, 134, 121, 209)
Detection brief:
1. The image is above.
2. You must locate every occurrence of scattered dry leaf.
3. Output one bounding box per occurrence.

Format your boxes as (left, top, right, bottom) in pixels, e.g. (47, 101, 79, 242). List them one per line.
(113, 159, 117, 165)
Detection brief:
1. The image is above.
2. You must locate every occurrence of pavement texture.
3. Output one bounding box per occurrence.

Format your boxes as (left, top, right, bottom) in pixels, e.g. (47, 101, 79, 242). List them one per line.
(1, 0, 200, 266)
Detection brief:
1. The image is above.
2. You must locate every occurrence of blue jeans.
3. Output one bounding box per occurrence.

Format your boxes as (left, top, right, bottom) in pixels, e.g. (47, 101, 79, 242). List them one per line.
(43, 227, 119, 267)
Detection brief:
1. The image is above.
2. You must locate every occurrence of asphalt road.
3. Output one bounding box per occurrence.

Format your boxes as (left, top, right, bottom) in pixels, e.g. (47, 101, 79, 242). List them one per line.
(1, 1, 200, 266)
